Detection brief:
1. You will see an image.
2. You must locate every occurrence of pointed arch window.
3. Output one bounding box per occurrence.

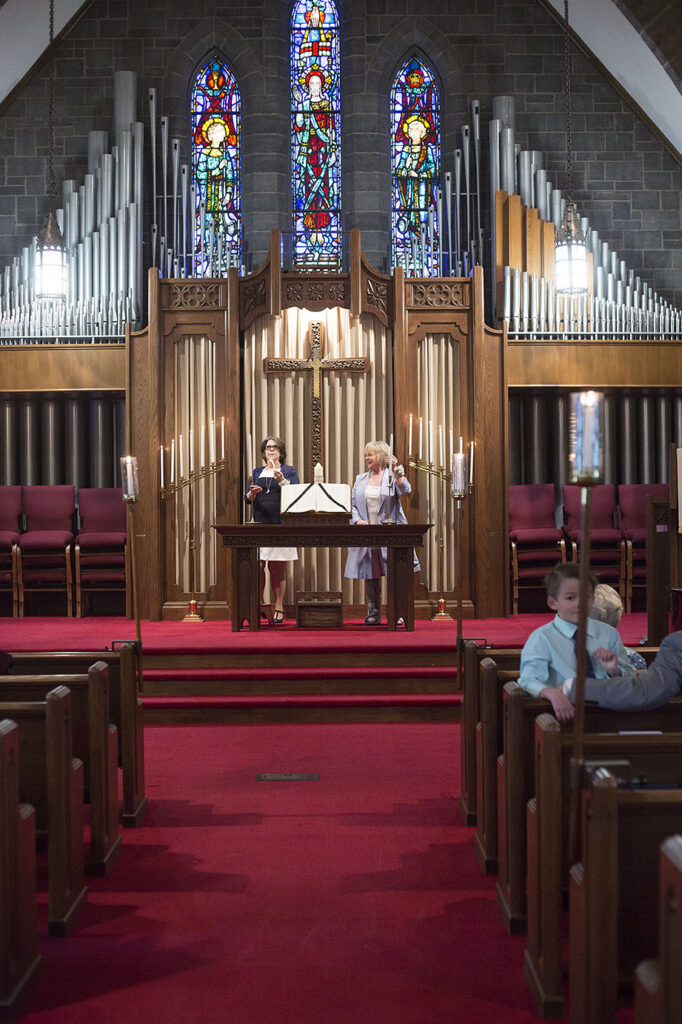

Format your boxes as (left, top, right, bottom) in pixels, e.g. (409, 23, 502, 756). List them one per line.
(190, 56, 241, 276)
(390, 56, 441, 275)
(290, 0, 341, 269)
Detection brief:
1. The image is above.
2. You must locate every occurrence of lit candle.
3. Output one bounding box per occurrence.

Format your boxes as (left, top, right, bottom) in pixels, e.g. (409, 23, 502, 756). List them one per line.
(221, 417, 225, 459)
(209, 420, 215, 464)
(159, 445, 164, 488)
(189, 429, 194, 472)
(408, 414, 413, 457)
(200, 424, 205, 468)
(170, 438, 175, 483)
(388, 433, 393, 474)
(179, 434, 184, 477)
(439, 425, 444, 468)
(419, 417, 423, 461)
(452, 452, 467, 496)
(469, 441, 474, 485)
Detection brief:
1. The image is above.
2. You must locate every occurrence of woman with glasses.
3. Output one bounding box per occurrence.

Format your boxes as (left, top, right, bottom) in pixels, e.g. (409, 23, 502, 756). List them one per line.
(245, 436, 300, 623)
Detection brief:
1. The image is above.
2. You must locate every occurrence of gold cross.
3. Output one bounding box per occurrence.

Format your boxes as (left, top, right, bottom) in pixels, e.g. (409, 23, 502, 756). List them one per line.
(264, 321, 369, 475)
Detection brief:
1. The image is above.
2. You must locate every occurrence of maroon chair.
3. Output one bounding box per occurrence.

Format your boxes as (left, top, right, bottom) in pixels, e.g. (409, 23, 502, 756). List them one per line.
(0, 486, 22, 617)
(17, 485, 76, 617)
(617, 483, 669, 612)
(74, 488, 127, 617)
(562, 484, 625, 600)
(509, 484, 566, 614)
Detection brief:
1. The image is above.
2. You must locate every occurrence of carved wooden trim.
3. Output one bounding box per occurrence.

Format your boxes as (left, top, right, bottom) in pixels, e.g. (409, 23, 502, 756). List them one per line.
(281, 275, 350, 311)
(161, 281, 227, 310)
(407, 280, 470, 310)
(360, 256, 393, 328)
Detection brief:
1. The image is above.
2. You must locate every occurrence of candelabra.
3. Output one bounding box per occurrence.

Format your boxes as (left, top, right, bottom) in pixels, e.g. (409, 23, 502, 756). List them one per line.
(160, 457, 227, 622)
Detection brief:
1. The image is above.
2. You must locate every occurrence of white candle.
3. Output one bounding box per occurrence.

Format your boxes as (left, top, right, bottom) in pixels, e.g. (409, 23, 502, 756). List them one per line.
(179, 434, 184, 477)
(209, 420, 215, 464)
(449, 429, 454, 465)
(170, 438, 175, 483)
(459, 435, 463, 453)
(388, 433, 393, 473)
(126, 456, 134, 496)
(189, 428, 194, 471)
(439, 425, 444, 467)
(419, 417, 423, 461)
(429, 420, 434, 465)
(469, 441, 474, 485)
(248, 431, 253, 474)
(408, 414, 413, 456)
(160, 445, 164, 488)
(221, 417, 225, 459)
(200, 424, 205, 468)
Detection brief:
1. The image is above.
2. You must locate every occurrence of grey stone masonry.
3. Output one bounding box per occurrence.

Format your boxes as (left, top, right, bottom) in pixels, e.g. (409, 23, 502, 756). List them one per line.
(0, 0, 680, 307)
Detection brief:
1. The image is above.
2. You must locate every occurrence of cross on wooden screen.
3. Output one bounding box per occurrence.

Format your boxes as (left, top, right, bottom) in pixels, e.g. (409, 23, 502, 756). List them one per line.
(264, 321, 369, 473)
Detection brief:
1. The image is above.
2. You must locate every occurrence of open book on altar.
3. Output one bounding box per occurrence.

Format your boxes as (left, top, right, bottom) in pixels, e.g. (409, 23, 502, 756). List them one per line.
(281, 482, 351, 515)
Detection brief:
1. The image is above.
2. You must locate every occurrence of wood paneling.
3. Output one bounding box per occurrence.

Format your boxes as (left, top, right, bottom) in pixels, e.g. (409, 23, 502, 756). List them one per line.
(0, 345, 125, 392)
(507, 340, 682, 388)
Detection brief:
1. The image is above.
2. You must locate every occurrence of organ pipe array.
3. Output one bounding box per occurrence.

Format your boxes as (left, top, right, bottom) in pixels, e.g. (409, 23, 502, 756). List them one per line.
(0, 71, 144, 342)
(489, 95, 682, 340)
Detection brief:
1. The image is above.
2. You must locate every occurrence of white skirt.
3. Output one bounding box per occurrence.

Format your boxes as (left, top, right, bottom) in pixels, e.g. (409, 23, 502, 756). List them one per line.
(259, 546, 298, 562)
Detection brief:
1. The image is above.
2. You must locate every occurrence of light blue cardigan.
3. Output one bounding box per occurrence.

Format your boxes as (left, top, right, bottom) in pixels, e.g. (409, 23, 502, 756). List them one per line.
(344, 468, 420, 579)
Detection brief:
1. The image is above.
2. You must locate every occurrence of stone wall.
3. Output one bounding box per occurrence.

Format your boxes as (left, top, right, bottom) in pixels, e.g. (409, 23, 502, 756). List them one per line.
(1, 0, 680, 307)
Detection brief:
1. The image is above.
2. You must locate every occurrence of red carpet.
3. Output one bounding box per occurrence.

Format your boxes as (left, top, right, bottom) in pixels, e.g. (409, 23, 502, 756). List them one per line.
(19, 723, 636, 1023)
(0, 612, 649, 653)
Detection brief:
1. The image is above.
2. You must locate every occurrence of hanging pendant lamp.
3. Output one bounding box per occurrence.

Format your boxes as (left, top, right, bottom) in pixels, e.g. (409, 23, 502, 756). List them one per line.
(555, 0, 587, 296)
(35, 0, 67, 301)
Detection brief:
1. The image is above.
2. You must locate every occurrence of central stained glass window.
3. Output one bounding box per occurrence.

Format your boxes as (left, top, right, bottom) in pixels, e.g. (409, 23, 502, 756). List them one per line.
(390, 56, 441, 276)
(190, 56, 241, 276)
(290, 0, 341, 269)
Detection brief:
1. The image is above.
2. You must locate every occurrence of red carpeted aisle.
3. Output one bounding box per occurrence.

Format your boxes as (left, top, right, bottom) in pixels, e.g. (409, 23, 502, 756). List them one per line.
(19, 723, 564, 1024)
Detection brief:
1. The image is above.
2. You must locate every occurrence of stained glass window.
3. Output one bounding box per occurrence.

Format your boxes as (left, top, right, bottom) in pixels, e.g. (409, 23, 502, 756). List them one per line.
(390, 56, 441, 276)
(290, 0, 341, 269)
(190, 56, 241, 276)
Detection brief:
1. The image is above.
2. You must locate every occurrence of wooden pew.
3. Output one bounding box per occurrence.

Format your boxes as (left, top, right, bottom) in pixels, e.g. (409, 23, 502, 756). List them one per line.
(0, 719, 41, 1018)
(459, 642, 521, 825)
(569, 769, 682, 1024)
(524, 715, 682, 1018)
(7, 644, 146, 827)
(495, 678, 681, 937)
(0, 688, 87, 938)
(474, 657, 518, 872)
(634, 834, 682, 1024)
(0, 663, 121, 875)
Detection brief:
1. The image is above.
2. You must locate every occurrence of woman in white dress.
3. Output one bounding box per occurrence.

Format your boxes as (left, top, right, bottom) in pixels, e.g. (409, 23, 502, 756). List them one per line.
(245, 436, 300, 623)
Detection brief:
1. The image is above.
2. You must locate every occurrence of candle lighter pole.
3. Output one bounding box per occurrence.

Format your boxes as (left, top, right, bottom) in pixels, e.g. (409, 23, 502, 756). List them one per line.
(120, 456, 142, 648)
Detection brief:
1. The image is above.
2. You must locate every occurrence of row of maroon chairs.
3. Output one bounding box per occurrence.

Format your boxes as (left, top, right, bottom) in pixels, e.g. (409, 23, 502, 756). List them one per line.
(0, 485, 127, 617)
(509, 482, 669, 614)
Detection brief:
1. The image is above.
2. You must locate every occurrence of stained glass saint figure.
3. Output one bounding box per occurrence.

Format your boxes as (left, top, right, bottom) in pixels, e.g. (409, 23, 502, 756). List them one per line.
(291, 0, 341, 269)
(391, 57, 441, 275)
(191, 57, 241, 275)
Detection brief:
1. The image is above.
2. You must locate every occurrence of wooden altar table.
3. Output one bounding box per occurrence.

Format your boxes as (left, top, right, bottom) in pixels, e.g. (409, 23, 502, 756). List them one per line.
(214, 522, 431, 632)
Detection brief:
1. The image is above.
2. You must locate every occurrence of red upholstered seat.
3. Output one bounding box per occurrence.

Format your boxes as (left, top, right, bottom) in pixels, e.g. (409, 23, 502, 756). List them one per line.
(17, 485, 75, 617)
(562, 484, 625, 601)
(509, 484, 565, 614)
(74, 488, 128, 617)
(0, 485, 21, 616)
(617, 483, 669, 611)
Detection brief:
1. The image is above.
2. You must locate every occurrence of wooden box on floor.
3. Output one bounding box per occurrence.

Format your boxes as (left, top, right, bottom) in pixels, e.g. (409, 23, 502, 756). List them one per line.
(296, 591, 343, 628)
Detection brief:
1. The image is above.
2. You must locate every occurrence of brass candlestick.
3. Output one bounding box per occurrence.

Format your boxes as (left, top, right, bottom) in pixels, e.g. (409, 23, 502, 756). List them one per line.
(408, 457, 454, 621)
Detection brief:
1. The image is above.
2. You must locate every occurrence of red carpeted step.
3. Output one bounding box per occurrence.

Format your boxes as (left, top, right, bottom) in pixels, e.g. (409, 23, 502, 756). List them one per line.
(141, 666, 456, 681)
(141, 692, 461, 709)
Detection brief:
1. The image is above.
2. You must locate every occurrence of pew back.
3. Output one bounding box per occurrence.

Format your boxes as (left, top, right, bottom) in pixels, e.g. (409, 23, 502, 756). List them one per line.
(635, 834, 682, 1024)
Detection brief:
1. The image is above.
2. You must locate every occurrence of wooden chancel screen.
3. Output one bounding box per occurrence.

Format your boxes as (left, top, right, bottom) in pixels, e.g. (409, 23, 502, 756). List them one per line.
(128, 232, 506, 620)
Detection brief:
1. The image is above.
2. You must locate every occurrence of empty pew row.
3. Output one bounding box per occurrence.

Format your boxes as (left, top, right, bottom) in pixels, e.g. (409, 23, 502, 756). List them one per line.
(460, 641, 522, 825)
(496, 680, 682, 938)
(635, 834, 682, 1024)
(0, 688, 87, 939)
(0, 663, 121, 875)
(0, 719, 41, 1018)
(524, 714, 682, 1018)
(569, 769, 682, 1024)
(6, 644, 147, 827)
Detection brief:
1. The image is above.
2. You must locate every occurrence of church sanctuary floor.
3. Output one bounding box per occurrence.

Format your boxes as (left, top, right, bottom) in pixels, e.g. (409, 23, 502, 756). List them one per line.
(0, 612, 649, 725)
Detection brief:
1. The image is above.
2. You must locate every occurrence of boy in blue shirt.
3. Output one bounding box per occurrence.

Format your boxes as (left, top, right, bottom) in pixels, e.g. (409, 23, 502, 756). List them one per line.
(518, 563, 635, 723)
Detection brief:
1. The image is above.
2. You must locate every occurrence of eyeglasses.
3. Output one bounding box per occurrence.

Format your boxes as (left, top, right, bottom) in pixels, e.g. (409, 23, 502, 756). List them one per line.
(264, 444, 279, 450)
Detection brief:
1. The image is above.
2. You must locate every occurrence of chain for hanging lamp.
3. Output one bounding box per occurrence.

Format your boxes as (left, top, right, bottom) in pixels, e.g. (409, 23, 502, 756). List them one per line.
(36, 0, 67, 301)
(555, 0, 587, 295)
